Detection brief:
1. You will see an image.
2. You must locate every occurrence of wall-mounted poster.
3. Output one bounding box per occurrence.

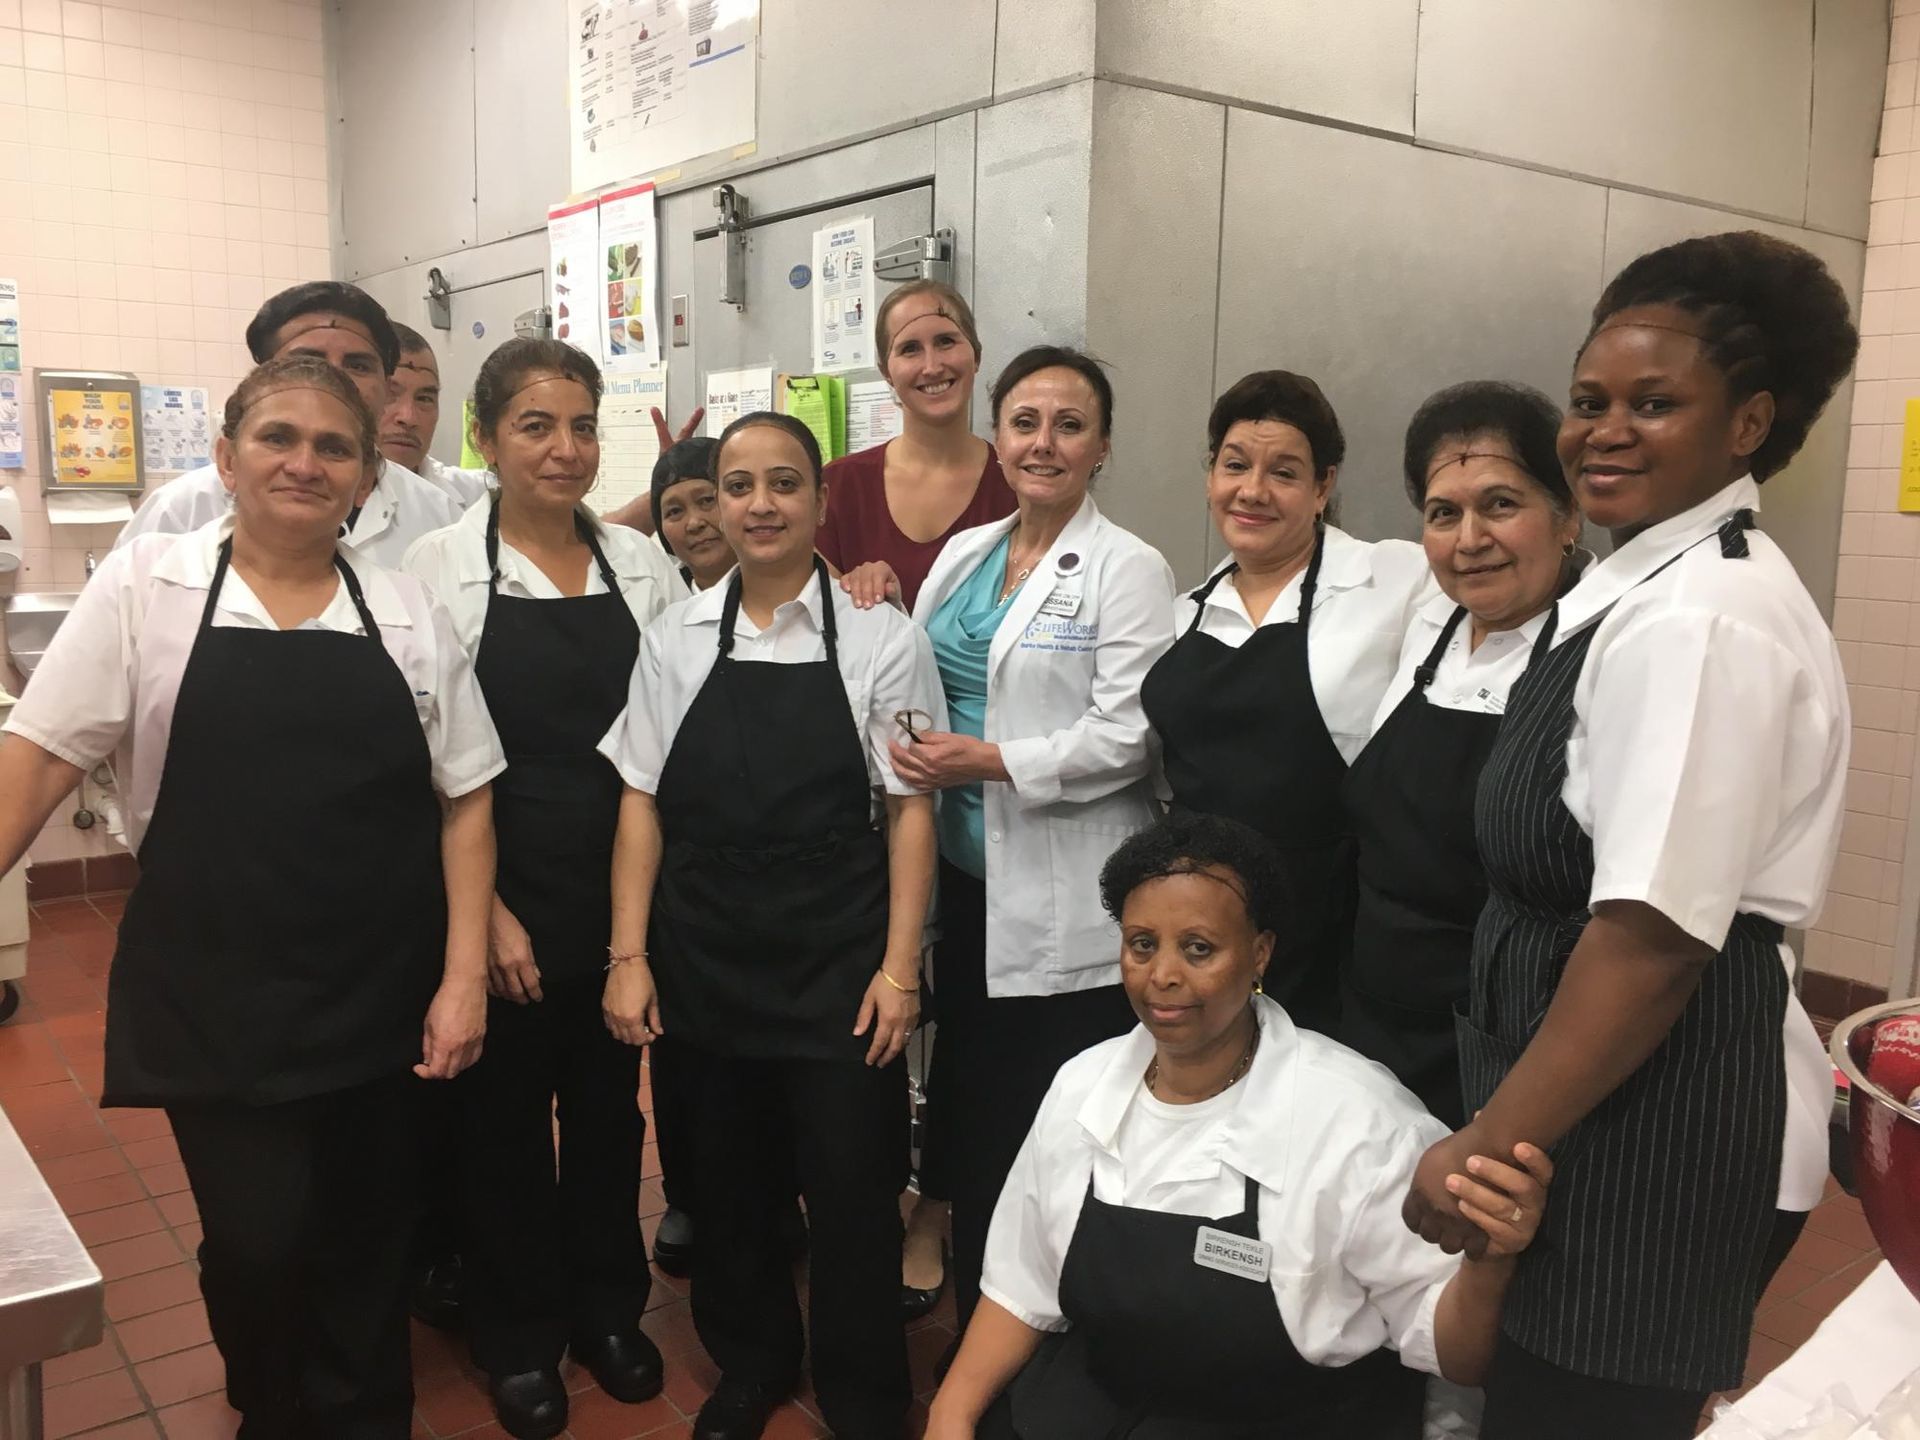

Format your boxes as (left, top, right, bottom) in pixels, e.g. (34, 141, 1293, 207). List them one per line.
(548, 195, 605, 363)
(599, 182, 661, 372)
(49, 387, 137, 487)
(811, 217, 875, 372)
(140, 385, 213, 478)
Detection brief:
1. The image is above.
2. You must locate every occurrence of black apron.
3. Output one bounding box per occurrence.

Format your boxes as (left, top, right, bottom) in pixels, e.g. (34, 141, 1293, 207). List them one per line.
(473, 499, 638, 978)
(1140, 527, 1352, 1032)
(103, 539, 445, 1108)
(1460, 510, 1787, 1392)
(649, 558, 891, 1060)
(1003, 1169, 1419, 1439)
(1339, 605, 1502, 1127)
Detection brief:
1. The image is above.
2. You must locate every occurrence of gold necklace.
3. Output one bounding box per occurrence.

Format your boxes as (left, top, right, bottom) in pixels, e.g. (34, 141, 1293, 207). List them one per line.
(1145, 1024, 1260, 1102)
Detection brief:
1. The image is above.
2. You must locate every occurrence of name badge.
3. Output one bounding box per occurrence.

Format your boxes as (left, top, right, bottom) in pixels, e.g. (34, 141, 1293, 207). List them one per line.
(1039, 583, 1082, 618)
(1474, 687, 1506, 715)
(1193, 1226, 1271, 1282)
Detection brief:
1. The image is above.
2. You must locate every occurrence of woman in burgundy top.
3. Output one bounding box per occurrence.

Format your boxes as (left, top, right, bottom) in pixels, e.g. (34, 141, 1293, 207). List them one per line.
(818, 279, 1012, 1322)
(819, 281, 1016, 611)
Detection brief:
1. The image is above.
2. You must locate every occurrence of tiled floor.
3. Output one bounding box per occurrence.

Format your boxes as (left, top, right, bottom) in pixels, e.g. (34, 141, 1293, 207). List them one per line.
(4, 895, 954, 1439)
(0, 896, 1886, 1439)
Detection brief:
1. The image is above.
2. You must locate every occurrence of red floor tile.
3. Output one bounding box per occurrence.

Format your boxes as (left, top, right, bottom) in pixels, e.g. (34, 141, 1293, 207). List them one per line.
(89, 1228, 185, 1281)
(114, 1300, 213, 1363)
(41, 1333, 124, 1387)
(154, 1391, 241, 1439)
(43, 1367, 144, 1438)
(71, 1199, 167, 1247)
(104, 1262, 203, 1322)
(135, 1341, 227, 1407)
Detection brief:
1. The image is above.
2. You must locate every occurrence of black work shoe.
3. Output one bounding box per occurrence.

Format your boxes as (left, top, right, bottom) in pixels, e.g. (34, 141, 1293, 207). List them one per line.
(693, 1374, 789, 1440)
(488, 1368, 567, 1440)
(571, 1329, 665, 1404)
(408, 1256, 464, 1331)
(653, 1205, 694, 1277)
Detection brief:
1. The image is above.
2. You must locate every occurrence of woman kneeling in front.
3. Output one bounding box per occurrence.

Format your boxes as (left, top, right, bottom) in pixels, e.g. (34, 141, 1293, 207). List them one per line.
(927, 814, 1550, 1440)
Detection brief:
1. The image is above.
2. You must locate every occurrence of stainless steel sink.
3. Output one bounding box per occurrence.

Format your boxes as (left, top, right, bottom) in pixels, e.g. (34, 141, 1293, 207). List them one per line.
(3, 591, 81, 678)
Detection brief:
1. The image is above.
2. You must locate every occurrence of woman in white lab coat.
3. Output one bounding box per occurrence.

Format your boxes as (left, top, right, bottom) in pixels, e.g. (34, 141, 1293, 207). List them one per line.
(889, 345, 1178, 1338)
(0, 355, 499, 1438)
(1139, 371, 1432, 1037)
(1403, 231, 1858, 1439)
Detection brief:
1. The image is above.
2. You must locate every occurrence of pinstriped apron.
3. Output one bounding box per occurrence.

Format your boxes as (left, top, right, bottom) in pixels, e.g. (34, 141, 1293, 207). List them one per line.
(1458, 510, 1787, 1392)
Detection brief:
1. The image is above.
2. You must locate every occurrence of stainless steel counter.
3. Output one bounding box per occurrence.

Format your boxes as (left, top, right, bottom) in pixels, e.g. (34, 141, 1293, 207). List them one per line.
(0, 1099, 104, 1438)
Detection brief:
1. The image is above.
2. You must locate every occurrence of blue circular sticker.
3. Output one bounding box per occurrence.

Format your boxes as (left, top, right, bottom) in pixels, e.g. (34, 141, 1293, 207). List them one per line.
(472, 321, 486, 339)
(788, 264, 812, 289)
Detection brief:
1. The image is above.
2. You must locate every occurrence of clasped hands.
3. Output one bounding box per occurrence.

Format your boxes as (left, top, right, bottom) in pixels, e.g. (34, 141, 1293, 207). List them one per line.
(1404, 1120, 1554, 1260)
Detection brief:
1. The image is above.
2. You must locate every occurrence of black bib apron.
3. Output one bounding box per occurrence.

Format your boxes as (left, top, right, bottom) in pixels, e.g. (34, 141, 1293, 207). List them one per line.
(1140, 528, 1352, 1032)
(1461, 510, 1787, 1392)
(1339, 606, 1502, 1127)
(649, 558, 890, 1060)
(103, 539, 444, 1108)
(999, 1170, 1420, 1439)
(473, 499, 638, 977)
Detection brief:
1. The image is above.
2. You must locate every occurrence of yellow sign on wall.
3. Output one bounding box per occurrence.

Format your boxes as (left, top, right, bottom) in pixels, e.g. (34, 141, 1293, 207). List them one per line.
(49, 388, 136, 487)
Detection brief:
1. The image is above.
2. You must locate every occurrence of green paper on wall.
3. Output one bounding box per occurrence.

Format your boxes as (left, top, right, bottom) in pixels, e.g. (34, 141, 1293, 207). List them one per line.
(824, 374, 847, 460)
(784, 376, 836, 462)
(460, 399, 485, 469)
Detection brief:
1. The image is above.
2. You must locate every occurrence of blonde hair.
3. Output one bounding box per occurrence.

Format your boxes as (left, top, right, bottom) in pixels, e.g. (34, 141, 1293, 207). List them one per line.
(875, 280, 981, 376)
(221, 355, 377, 461)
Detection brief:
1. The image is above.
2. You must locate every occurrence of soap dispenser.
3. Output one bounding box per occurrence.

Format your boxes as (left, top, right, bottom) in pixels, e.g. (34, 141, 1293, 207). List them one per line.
(0, 483, 20, 575)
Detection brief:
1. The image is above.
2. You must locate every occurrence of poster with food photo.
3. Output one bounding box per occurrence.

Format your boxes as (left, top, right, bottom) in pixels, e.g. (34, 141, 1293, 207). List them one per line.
(597, 182, 659, 371)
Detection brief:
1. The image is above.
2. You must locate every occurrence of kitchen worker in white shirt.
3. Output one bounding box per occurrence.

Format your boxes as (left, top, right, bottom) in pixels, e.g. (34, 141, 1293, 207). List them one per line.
(925, 813, 1553, 1440)
(1139, 371, 1434, 1039)
(1403, 231, 1858, 1440)
(383, 321, 492, 509)
(850, 346, 1180, 1344)
(601, 410, 943, 1440)
(0, 355, 500, 1437)
(114, 281, 460, 564)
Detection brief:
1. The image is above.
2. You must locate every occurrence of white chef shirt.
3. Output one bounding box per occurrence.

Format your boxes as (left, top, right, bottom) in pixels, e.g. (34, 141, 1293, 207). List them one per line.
(4, 516, 505, 854)
(983, 994, 1457, 1376)
(599, 567, 947, 804)
(1551, 475, 1847, 1213)
(1368, 592, 1553, 732)
(113, 458, 462, 570)
(1179, 527, 1437, 763)
(401, 497, 687, 653)
(420, 454, 493, 509)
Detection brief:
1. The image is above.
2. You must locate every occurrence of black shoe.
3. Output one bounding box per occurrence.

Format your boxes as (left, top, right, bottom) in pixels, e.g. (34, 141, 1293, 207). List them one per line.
(693, 1374, 790, 1440)
(653, 1206, 694, 1278)
(488, 1368, 567, 1440)
(571, 1329, 665, 1404)
(408, 1256, 464, 1332)
(900, 1239, 947, 1322)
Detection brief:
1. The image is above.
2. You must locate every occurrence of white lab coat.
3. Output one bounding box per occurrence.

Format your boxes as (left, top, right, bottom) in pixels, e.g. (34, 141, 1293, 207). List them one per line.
(913, 496, 1177, 998)
(421, 455, 493, 509)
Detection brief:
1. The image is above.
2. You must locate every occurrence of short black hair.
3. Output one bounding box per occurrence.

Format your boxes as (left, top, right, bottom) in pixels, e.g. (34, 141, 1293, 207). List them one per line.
(391, 321, 433, 359)
(1402, 381, 1572, 512)
(651, 436, 719, 539)
(989, 345, 1114, 436)
(1584, 231, 1859, 481)
(1099, 813, 1290, 938)
(1207, 370, 1344, 478)
(714, 411, 824, 487)
(245, 281, 401, 375)
(470, 338, 603, 443)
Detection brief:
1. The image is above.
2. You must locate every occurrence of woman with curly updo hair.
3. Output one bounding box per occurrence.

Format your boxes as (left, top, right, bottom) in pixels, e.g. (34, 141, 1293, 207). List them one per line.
(1402, 231, 1859, 1438)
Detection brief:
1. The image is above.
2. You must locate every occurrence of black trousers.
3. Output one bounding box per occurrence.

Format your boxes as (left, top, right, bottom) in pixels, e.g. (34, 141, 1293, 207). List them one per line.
(649, 1033, 700, 1212)
(410, 1075, 462, 1270)
(167, 1075, 417, 1440)
(691, 1044, 910, 1440)
(1481, 1207, 1811, 1440)
(459, 976, 651, 1374)
(928, 862, 1136, 1333)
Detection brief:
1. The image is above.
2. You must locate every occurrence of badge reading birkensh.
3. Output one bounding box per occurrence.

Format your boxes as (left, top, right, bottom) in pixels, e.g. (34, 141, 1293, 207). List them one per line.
(1192, 1225, 1271, 1281)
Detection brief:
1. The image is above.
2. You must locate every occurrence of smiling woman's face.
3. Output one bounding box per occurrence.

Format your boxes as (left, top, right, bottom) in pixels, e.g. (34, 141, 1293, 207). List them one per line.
(1420, 435, 1578, 632)
(1119, 867, 1272, 1065)
(715, 422, 823, 569)
(219, 384, 375, 544)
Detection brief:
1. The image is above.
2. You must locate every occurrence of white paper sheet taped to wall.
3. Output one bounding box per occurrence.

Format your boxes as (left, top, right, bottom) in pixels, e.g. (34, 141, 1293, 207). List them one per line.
(47, 491, 135, 525)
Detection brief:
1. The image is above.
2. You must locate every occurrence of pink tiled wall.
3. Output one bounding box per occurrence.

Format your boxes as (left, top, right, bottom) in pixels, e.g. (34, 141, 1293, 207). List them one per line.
(0, 0, 330, 862)
(1811, 0, 1920, 995)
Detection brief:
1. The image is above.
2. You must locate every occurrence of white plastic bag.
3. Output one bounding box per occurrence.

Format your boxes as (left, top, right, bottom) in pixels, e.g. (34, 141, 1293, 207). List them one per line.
(1851, 1365, 1920, 1439)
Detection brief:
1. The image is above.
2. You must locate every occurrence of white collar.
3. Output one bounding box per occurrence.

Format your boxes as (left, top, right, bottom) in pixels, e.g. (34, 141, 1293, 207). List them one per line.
(681, 563, 832, 630)
(1413, 588, 1555, 645)
(149, 514, 412, 627)
(1074, 994, 1298, 1198)
(1197, 524, 1375, 607)
(439, 496, 632, 588)
(1552, 475, 1761, 642)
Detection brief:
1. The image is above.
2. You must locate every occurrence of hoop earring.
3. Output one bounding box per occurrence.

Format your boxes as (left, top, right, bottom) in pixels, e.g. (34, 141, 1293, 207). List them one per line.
(1252, 978, 1263, 995)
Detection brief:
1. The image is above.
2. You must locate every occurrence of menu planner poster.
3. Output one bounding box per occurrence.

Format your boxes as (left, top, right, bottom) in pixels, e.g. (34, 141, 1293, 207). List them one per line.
(548, 196, 605, 363)
(599, 182, 661, 372)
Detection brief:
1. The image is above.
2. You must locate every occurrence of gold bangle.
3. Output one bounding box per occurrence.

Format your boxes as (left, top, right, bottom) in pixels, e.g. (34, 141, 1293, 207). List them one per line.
(879, 967, 920, 994)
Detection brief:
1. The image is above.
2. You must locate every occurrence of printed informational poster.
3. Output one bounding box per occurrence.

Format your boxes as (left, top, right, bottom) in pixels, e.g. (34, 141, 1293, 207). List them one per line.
(811, 217, 875, 372)
(588, 366, 668, 517)
(569, 0, 759, 194)
(0, 279, 19, 375)
(599, 182, 661, 372)
(703, 366, 773, 438)
(140, 385, 213, 477)
(845, 380, 903, 454)
(548, 196, 605, 363)
(0, 375, 22, 468)
(1902, 397, 1920, 514)
(49, 387, 136, 487)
